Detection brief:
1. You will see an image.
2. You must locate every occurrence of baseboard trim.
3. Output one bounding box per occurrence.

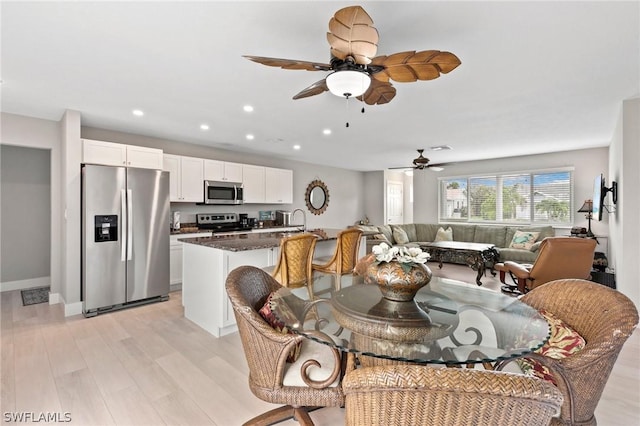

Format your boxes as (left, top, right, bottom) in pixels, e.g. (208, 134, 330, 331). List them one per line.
(0, 276, 50, 292)
(65, 301, 83, 317)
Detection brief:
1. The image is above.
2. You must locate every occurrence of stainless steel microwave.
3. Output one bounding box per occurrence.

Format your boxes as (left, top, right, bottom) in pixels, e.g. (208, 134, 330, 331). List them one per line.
(203, 180, 244, 205)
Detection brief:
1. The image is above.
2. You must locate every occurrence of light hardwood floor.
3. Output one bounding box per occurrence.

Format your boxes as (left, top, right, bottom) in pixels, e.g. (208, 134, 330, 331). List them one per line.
(1, 264, 638, 425)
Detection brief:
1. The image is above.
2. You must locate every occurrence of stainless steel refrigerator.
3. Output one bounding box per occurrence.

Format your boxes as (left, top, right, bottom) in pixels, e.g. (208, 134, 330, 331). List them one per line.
(81, 164, 170, 317)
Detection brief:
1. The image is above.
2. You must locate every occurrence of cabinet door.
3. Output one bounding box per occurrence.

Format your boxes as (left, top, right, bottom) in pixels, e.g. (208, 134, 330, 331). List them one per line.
(204, 159, 243, 182)
(180, 157, 204, 202)
(163, 154, 181, 202)
(265, 167, 293, 204)
(242, 164, 265, 203)
(204, 159, 224, 181)
(170, 244, 183, 285)
(223, 162, 243, 182)
(126, 145, 163, 169)
(82, 139, 126, 166)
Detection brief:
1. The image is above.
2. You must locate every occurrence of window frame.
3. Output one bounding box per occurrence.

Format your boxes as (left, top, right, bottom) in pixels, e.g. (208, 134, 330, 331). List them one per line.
(437, 167, 575, 226)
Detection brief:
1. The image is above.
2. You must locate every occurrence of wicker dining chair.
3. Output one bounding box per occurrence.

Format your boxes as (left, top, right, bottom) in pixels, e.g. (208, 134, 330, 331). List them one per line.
(343, 365, 564, 426)
(495, 236, 596, 294)
(225, 266, 345, 426)
(312, 228, 363, 291)
(496, 279, 639, 426)
(264, 233, 318, 300)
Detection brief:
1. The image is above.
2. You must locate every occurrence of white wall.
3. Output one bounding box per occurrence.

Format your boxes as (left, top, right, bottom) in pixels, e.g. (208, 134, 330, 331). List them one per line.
(363, 170, 384, 225)
(609, 98, 639, 309)
(0, 113, 62, 298)
(0, 145, 51, 285)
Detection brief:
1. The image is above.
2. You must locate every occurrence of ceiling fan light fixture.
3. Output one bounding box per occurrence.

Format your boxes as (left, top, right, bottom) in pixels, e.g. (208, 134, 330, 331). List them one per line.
(326, 70, 371, 98)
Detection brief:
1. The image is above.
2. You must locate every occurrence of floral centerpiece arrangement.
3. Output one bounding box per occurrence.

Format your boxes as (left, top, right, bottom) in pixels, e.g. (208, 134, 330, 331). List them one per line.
(367, 242, 433, 302)
(372, 242, 430, 271)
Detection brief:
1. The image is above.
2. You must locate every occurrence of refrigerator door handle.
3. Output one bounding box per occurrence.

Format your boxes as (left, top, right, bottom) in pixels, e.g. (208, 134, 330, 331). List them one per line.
(121, 189, 127, 261)
(127, 189, 133, 260)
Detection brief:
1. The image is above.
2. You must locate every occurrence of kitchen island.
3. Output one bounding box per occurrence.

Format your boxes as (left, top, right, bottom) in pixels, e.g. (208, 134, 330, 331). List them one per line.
(179, 229, 367, 337)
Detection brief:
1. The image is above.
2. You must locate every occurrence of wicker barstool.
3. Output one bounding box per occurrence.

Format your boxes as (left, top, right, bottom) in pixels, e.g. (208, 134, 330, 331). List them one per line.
(312, 228, 363, 291)
(343, 365, 564, 426)
(226, 266, 345, 426)
(496, 279, 639, 425)
(264, 233, 318, 300)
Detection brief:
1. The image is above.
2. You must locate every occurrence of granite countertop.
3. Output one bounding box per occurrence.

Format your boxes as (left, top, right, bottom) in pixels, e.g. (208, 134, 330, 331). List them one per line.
(179, 228, 342, 252)
(170, 223, 304, 235)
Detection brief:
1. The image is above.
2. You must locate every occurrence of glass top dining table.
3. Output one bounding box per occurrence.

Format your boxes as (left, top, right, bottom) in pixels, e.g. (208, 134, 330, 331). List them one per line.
(269, 276, 550, 366)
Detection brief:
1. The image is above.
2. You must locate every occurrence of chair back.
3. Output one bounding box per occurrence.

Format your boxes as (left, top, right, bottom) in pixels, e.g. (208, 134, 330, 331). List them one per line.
(272, 233, 318, 288)
(343, 365, 563, 426)
(336, 228, 364, 274)
(225, 265, 346, 421)
(225, 266, 296, 390)
(528, 237, 596, 289)
(519, 279, 638, 425)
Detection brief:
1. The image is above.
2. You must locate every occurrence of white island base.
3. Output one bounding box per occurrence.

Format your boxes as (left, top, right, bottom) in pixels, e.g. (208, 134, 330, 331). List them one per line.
(182, 236, 357, 337)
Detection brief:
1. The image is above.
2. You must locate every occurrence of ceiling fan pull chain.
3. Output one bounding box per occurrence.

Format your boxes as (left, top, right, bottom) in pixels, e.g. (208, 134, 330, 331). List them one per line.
(345, 95, 350, 127)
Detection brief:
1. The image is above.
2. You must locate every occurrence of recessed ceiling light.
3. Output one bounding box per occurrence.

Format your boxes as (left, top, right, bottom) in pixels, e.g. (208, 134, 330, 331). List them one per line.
(430, 145, 452, 151)
(200, 124, 210, 131)
(243, 105, 254, 112)
(246, 134, 254, 140)
(132, 109, 144, 117)
(293, 145, 301, 150)
(323, 129, 332, 135)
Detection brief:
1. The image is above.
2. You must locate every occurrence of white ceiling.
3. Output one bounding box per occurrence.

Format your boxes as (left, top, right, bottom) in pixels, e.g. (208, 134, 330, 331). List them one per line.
(2, 1, 639, 172)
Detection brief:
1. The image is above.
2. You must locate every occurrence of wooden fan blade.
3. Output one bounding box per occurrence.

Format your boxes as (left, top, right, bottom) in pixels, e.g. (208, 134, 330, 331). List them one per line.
(327, 6, 379, 65)
(357, 79, 396, 105)
(243, 55, 332, 71)
(292, 79, 329, 100)
(370, 50, 461, 83)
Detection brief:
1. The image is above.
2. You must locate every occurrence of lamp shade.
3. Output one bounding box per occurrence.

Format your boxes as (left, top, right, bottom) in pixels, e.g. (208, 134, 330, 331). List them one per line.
(577, 200, 593, 213)
(326, 70, 371, 98)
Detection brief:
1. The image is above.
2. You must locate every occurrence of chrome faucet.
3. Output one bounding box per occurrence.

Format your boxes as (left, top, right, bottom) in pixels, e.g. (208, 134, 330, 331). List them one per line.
(291, 208, 306, 232)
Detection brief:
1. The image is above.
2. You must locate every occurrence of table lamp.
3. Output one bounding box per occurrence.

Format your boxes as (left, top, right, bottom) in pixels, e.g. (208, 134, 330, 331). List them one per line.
(577, 199, 594, 237)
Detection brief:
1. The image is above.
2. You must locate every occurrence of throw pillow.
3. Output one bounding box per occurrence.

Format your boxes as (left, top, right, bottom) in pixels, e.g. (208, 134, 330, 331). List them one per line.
(529, 241, 543, 252)
(258, 293, 301, 363)
(517, 309, 586, 385)
(434, 226, 453, 242)
(392, 226, 410, 244)
(509, 230, 540, 250)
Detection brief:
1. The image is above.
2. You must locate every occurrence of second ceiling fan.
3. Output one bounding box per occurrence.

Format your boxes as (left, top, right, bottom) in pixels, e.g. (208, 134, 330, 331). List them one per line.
(244, 5, 461, 105)
(390, 149, 451, 171)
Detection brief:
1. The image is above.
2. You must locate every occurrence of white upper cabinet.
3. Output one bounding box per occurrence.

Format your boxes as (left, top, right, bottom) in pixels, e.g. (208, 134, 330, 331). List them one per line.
(204, 159, 243, 182)
(82, 139, 163, 169)
(242, 164, 266, 203)
(265, 167, 293, 204)
(163, 154, 204, 202)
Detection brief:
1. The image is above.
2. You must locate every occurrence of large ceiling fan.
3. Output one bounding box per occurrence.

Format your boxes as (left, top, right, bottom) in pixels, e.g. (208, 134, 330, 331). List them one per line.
(390, 149, 451, 171)
(244, 5, 461, 105)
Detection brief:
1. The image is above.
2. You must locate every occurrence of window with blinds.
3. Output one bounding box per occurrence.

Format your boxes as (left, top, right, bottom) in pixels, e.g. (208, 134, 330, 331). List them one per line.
(439, 169, 573, 225)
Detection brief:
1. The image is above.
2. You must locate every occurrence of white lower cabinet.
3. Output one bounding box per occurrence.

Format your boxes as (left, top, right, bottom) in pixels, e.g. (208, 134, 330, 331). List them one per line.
(170, 233, 211, 286)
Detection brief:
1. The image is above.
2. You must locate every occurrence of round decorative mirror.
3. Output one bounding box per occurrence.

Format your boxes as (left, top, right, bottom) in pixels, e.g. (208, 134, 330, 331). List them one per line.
(305, 179, 329, 215)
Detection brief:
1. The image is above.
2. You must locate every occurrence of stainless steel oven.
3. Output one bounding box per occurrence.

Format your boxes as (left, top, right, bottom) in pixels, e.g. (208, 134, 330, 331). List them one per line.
(203, 180, 243, 205)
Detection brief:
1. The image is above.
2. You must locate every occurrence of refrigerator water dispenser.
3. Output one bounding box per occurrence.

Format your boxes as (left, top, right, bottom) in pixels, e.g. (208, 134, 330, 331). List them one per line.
(94, 215, 118, 242)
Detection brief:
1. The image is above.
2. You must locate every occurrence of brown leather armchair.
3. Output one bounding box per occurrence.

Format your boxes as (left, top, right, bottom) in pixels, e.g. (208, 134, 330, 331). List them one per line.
(495, 236, 596, 294)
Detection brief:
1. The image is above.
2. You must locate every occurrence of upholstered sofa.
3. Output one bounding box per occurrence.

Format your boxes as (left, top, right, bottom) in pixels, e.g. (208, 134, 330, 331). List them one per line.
(356, 223, 555, 264)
